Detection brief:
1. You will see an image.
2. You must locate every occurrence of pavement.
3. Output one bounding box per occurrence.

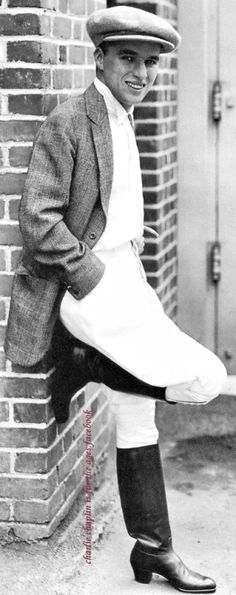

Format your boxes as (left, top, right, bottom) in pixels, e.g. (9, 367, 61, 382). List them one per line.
(0, 391, 236, 595)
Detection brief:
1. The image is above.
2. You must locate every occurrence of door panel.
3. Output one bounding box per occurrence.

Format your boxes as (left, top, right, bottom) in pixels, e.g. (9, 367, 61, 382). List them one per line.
(178, 0, 236, 373)
(218, 0, 236, 372)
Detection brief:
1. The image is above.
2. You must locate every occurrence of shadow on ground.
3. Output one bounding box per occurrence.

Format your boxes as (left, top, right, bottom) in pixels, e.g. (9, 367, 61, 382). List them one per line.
(156, 395, 236, 495)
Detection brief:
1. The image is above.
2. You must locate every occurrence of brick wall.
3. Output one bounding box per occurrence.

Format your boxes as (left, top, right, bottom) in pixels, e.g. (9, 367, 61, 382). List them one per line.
(0, 0, 179, 540)
(0, 0, 109, 541)
(108, 0, 179, 319)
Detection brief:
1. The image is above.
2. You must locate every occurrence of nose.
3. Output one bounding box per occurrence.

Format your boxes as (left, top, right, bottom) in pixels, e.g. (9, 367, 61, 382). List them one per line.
(133, 60, 147, 80)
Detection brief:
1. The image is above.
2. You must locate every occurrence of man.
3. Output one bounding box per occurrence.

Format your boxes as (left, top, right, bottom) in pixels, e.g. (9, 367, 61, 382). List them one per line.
(5, 6, 226, 593)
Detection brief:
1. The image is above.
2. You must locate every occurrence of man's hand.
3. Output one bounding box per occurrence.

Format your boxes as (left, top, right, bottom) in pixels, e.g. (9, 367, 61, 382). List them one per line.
(135, 235, 145, 255)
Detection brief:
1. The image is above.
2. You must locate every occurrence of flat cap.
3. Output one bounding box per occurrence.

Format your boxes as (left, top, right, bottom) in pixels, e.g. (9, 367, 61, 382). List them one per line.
(86, 6, 181, 54)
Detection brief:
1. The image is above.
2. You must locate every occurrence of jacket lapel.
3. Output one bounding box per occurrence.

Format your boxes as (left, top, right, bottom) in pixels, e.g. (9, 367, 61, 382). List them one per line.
(85, 83, 113, 217)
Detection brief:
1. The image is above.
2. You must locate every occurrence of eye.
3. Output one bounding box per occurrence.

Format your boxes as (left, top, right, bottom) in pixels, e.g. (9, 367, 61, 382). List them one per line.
(121, 55, 134, 63)
(146, 59, 159, 68)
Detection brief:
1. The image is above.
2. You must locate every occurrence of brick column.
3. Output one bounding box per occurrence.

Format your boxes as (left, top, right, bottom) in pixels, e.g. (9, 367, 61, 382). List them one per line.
(108, 0, 179, 319)
(0, 0, 109, 541)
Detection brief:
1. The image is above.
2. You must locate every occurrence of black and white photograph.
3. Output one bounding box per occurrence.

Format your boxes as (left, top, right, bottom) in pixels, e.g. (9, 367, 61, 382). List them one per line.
(0, 1, 235, 593)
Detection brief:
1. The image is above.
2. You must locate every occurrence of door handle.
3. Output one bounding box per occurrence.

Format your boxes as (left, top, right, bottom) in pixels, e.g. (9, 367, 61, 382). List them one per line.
(212, 81, 222, 122)
(210, 241, 221, 283)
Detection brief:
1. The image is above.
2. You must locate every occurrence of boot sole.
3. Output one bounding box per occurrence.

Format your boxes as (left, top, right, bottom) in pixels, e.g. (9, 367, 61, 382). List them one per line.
(168, 578, 216, 593)
(133, 568, 216, 593)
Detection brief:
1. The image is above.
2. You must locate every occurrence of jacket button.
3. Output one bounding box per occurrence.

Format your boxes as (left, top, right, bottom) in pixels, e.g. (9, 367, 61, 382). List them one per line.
(89, 232, 96, 240)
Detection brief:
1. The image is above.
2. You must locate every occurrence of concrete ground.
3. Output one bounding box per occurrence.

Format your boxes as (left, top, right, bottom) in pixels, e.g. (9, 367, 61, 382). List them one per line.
(0, 391, 236, 595)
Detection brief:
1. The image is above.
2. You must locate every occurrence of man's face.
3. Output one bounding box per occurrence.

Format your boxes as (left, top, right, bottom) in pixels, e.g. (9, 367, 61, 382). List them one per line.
(95, 40, 161, 111)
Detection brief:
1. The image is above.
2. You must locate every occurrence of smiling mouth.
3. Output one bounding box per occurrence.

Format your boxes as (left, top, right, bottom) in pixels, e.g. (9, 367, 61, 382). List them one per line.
(126, 81, 145, 90)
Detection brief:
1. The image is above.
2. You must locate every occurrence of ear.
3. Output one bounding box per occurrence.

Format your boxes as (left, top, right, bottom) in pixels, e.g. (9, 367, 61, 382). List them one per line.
(94, 47, 104, 71)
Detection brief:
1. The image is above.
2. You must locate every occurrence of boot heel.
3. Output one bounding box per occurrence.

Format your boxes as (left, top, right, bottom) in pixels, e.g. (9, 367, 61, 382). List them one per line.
(132, 566, 152, 584)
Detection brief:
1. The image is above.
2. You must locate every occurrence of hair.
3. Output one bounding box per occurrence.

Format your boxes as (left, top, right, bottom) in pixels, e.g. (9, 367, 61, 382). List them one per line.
(97, 41, 110, 55)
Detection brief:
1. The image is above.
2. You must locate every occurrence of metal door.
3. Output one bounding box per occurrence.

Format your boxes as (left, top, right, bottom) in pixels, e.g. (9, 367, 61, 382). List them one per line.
(217, 0, 236, 373)
(178, 0, 236, 373)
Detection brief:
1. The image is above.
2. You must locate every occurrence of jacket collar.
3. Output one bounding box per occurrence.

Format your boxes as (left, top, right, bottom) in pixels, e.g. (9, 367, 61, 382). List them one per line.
(84, 82, 113, 217)
(85, 82, 109, 125)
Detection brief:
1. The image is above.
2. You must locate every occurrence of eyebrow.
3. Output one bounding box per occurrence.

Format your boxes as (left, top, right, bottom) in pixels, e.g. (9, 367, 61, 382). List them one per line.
(118, 49, 160, 61)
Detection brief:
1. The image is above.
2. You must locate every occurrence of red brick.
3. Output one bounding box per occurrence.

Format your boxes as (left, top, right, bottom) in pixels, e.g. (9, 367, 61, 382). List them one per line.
(68, 0, 86, 16)
(14, 401, 51, 424)
(13, 499, 50, 524)
(57, 440, 79, 482)
(9, 93, 57, 119)
(0, 248, 6, 271)
(59, 46, 67, 63)
(137, 139, 160, 152)
(0, 173, 26, 195)
(0, 401, 9, 422)
(0, 199, 5, 219)
(9, 0, 42, 6)
(0, 423, 56, 449)
(62, 411, 84, 451)
(53, 69, 73, 89)
(0, 120, 41, 142)
(48, 483, 66, 518)
(58, 94, 70, 104)
(86, 46, 95, 66)
(0, 225, 22, 246)
(73, 21, 82, 40)
(10, 248, 21, 271)
(42, 94, 58, 116)
(53, 16, 71, 39)
(64, 467, 77, 499)
(135, 106, 159, 120)
(72, 456, 85, 487)
(140, 156, 161, 170)
(0, 502, 11, 521)
(0, 300, 6, 321)
(144, 189, 164, 204)
(0, 351, 6, 371)
(9, 146, 32, 168)
(142, 173, 160, 187)
(69, 391, 86, 418)
(84, 69, 95, 88)
(0, 452, 10, 473)
(0, 68, 50, 89)
(144, 207, 159, 222)
(143, 241, 159, 256)
(13, 486, 65, 523)
(0, 275, 13, 297)
(9, 94, 43, 116)
(74, 70, 83, 88)
(0, 326, 6, 347)
(15, 440, 63, 474)
(91, 405, 109, 438)
(2, 377, 50, 399)
(59, 0, 67, 12)
(8, 40, 57, 65)
(42, 0, 57, 8)
(136, 122, 162, 136)
(8, 41, 42, 63)
(69, 46, 85, 64)
(0, 470, 57, 500)
(0, 14, 40, 36)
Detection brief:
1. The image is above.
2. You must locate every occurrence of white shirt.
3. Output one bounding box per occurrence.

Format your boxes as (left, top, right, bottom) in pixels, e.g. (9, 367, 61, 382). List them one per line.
(93, 77, 144, 252)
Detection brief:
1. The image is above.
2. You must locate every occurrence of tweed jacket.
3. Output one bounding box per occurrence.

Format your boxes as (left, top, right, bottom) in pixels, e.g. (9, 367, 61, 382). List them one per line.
(5, 83, 114, 367)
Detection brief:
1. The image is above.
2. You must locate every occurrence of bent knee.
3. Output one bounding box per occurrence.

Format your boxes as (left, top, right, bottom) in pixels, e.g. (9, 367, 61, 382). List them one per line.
(194, 354, 227, 403)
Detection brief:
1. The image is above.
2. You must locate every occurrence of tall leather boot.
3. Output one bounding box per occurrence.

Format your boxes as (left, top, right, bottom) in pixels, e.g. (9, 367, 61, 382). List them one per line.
(117, 444, 216, 593)
(51, 341, 167, 423)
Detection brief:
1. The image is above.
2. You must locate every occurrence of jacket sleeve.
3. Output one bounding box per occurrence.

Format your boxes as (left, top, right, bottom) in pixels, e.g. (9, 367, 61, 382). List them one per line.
(19, 111, 105, 300)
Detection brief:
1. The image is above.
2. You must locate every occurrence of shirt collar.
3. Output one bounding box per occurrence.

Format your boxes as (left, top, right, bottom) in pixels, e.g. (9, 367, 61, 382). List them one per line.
(94, 77, 134, 126)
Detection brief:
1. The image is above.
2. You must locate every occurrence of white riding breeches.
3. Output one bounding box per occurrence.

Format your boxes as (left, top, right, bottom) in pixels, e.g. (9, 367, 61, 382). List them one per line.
(108, 389, 159, 449)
